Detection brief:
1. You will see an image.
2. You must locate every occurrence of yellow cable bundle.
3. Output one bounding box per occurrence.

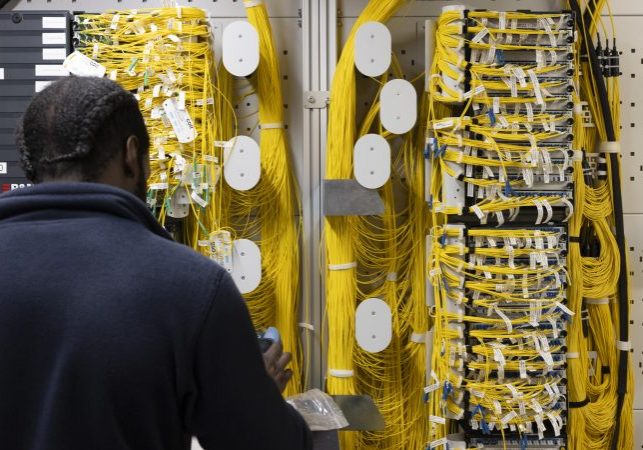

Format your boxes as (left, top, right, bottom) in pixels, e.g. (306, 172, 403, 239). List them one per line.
(566, 1, 633, 448)
(353, 110, 406, 450)
(348, 60, 429, 448)
(324, 1, 406, 449)
(566, 80, 589, 450)
(241, 0, 303, 396)
(399, 95, 431, 450)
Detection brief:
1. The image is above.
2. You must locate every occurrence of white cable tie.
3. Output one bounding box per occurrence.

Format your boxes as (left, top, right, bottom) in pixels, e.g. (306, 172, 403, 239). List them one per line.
(243, 0, 263, 7)
(616, 340, 632, 351)
(410, 332, 426, 344)
(386, 272, 398, 282)
(259, 122, 284, 129)
(329, 369, 354, 378)
(572, 150, 583, 161)
(598, 141, 621, 153)
(298, 322, 315, 331)
(565, 352, 579, 359)
(328, 262, 357, 271)
(585, 297, 610, 305)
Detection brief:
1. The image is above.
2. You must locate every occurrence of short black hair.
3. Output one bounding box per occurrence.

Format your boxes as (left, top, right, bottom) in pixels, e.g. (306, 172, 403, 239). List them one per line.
(16, 76, 150, 183)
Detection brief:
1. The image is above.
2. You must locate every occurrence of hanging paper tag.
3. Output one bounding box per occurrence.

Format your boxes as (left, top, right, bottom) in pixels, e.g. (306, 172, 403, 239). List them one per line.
(533, 199, 544, 225)
(209, 230, 233, 270)
(163, 98, 197, 143)
(528, 69, 544, 105)
(499, 12, 507, 30)
(62, 51, 106, 78)
(495, 307, 513, 332)
(555, 301, 574, 316)
(501, 410, 517, 425)
(493, 97, 500, 114)
(472, 28, 489, 43)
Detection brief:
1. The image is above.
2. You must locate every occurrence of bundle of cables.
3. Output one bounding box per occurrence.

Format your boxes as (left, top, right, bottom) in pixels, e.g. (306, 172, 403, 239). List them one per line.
(75, 7, 228, 255)
(240, 0, 303, 396)
(428, 9, 576, 223)
(564, 1, 633, 449)
(349, 59, 430, 449)
(323, 0, 441, 449)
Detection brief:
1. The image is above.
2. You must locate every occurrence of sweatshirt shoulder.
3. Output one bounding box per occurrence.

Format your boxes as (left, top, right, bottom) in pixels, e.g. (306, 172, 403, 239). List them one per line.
(140, 231, 230, 285)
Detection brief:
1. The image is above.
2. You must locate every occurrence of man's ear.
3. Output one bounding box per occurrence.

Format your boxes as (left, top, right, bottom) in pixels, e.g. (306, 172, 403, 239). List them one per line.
(123, 135, 140, 178)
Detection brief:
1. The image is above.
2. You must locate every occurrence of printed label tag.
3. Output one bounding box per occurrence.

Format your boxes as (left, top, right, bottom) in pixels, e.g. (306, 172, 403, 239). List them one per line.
(63, 51, 106, 78)
(162, 98, 197, 143)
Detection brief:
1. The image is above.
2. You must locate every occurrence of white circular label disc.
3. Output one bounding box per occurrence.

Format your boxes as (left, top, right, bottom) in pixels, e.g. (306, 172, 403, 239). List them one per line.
(353, 133, 391, 189)
(223, 135, 261, 191)
(355, 298, 392, 353)
(380, 79, 417, 134)
(354, 22, 392, 77)
(230, 239, 262, 294)
(222, 21, 259, 77)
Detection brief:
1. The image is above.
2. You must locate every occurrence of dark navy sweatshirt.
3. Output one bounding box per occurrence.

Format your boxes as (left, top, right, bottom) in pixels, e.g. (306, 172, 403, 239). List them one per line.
(0, 182, 311, 450)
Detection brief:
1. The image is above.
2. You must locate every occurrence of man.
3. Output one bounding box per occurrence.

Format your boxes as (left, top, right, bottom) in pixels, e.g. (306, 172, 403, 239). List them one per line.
(0, 77, 311, 449)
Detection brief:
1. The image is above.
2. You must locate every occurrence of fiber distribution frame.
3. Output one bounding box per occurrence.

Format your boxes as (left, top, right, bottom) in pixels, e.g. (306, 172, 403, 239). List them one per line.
(425, 4, 632, 450)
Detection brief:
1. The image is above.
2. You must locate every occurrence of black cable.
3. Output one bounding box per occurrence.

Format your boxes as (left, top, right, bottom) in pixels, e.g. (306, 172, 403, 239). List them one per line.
(568, 2, 630, 449)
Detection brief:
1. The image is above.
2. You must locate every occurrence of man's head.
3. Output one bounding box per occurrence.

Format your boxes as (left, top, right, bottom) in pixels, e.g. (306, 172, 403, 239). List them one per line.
(15, 76, 150, 200)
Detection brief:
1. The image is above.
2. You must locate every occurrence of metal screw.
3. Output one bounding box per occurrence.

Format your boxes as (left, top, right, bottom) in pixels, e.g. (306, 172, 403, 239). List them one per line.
(307, 95, 316, 103)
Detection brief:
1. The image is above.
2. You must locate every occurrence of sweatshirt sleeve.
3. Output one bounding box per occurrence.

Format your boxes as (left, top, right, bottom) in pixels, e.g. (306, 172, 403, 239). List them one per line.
(190, 271, 312, 450)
